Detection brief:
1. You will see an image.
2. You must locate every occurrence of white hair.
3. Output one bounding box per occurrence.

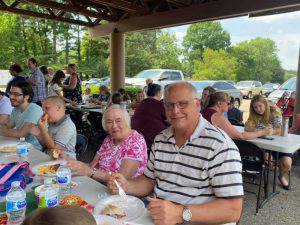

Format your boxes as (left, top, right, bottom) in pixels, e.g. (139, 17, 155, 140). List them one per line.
(163, 81, 198, 100)
(101, 104, 131, 131)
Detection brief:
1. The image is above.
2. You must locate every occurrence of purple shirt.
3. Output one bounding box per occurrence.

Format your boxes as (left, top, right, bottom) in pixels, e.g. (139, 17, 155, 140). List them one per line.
(131, 98, 169, 148)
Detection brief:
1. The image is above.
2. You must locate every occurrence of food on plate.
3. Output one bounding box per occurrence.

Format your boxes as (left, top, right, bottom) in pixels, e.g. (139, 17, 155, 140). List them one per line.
(0, 146, 17, 152)
(60, 196, 85, 206)
(0, 213, 7, 225)
(51, 148, 61, 159)
(41, 113, 48, 122)
(60, 196, 94, 213)
(37, 163, 60, 175)
(99, 223, 110, 225)
(100, 204, 126, 219)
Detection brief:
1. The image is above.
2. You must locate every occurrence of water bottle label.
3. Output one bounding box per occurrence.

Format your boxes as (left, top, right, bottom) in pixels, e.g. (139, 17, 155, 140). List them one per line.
(39, 196, 58, 208)
(6, 199, 26, 212)
(17, 146, 28, 155)
(57, 175, 71, 185)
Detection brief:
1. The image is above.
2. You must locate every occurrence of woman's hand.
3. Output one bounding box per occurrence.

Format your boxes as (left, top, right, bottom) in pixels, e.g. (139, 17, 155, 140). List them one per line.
(67, 160, 91, 176)
(263, 127, 273, 136)
(107, 173, 128, 195)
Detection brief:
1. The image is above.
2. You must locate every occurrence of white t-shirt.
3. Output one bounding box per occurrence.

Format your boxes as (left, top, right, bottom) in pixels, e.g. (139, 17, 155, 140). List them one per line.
(0, 95, 12, 115)
(48, 83, 59, 96)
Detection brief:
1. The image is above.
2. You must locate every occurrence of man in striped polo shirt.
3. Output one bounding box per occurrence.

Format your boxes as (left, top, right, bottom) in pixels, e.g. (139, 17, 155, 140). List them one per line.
(108, 82, 243, 225)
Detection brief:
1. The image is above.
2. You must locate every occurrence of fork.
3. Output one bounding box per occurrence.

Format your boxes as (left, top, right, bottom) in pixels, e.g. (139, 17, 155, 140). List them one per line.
(114, 179, 127, 202)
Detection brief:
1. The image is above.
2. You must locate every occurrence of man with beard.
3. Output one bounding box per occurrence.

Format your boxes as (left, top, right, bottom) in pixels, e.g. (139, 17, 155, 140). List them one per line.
(0, 80, 43, 150)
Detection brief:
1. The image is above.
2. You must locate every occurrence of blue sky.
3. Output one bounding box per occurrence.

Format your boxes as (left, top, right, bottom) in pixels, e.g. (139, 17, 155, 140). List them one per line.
(163, 11, 300, 70)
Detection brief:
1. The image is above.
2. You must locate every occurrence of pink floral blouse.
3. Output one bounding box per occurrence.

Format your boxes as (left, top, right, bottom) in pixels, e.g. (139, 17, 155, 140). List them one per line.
(96, 130, 148, 178)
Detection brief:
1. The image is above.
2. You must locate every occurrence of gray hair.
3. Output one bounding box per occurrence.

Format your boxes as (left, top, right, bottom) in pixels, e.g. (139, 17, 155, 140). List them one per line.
(101, 104, 131, 131)
(163, 81, 198, 100)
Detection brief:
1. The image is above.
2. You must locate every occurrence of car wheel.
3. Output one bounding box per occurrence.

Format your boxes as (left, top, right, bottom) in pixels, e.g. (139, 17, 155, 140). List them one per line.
(247, 92, 252, 99)
(234, 99, 240, 108)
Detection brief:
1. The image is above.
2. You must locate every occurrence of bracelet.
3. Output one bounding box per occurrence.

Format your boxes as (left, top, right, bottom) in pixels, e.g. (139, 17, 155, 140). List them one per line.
(90, 168, 97, 178)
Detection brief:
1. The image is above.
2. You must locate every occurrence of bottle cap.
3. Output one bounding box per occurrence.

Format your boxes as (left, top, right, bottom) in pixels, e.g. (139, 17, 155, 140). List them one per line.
(44, 178, 53, 185)
(11, 181, 20, 187)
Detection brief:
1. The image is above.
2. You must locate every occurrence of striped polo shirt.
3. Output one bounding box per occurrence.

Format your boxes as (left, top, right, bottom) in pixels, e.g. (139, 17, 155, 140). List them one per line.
(144, 116, 243, 206)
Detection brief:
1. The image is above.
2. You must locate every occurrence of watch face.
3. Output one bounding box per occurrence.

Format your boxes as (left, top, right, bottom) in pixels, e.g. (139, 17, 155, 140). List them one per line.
(183, 208, 192, 221)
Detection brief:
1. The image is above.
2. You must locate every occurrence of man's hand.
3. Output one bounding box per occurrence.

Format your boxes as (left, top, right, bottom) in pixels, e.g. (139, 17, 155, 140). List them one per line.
(107, 173, 128, 195)
(147, 197, 183, 225)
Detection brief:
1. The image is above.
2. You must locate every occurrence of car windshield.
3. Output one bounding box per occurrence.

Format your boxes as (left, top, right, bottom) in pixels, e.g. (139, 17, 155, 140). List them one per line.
(236, 81, 252, 87)
(263, 83, 274, 88)
(279, 77, 296, 91)
(191, 82, 213, 90)
(135, 70, 162, 79)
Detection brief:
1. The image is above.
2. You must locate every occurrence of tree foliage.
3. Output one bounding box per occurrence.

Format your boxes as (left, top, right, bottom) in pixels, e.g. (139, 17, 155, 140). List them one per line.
(233, 38, 284, 84)
(193, 48, 237, 81)
(183, 21, 231, 76)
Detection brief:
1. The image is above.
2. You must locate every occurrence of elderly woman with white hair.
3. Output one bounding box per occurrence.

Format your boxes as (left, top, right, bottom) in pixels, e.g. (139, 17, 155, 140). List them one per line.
(67, 104, 148, 182)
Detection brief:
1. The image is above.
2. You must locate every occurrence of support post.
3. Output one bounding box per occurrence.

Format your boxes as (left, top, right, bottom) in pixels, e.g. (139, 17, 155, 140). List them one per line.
(110, 31, 125, 93)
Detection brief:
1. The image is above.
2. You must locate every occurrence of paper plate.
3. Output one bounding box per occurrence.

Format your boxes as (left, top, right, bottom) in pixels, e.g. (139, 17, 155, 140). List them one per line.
(94, 215, 122, 225)
(31, 160, 64, 177)
(94, 195, 145, 222)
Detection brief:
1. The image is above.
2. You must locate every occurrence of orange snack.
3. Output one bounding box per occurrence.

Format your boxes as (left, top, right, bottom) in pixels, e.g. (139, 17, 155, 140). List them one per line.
(41, 113, 48, 122)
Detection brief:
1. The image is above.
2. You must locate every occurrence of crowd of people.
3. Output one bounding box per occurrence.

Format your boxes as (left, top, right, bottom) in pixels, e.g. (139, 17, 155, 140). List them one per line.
(0, 59, 294, 224)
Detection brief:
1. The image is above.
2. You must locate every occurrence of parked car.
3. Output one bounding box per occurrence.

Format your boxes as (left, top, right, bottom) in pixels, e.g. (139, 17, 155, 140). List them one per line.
(189, 80, 243, 108)
(262, 83, 280, 97)
(236, 80, 263, 99)
(82, 76, 110, 86)
(125, 69, 184, 88)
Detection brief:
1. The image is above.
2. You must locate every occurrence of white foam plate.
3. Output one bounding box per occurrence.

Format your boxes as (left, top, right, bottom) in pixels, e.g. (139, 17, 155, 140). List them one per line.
(31, 160, 64, 177)
(94, 195, 145, 222)
(94, 215, 122, 225)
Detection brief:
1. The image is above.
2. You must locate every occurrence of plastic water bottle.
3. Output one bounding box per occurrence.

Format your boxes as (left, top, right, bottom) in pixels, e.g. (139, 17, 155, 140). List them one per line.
(38, 178, 58, 208)
(6, 181, 26, 225)
(16, 137, 29, 162)
(56, 161, 71, 200)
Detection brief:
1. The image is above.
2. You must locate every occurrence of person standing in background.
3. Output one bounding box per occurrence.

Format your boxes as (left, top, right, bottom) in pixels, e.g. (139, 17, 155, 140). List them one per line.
(62, 64, 82, 104)
(40, 65, 52, 96)
(5, 64, 25, 97)
(47, 67, 55, 78)
(26, 58, 46, 106)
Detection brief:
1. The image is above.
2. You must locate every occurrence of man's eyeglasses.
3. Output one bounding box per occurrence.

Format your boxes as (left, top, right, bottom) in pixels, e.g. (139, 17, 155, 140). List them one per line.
(8, 92, 24, 97)
(164, 101, 190, 110)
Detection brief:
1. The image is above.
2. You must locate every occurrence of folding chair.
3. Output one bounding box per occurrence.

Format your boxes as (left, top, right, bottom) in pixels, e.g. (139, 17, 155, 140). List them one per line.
(234, 139, 265, 214)
(75, 134, 88, 160)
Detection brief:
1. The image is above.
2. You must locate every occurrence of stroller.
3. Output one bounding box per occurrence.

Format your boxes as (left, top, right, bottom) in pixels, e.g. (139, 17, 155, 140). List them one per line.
(276, 90, 295, 128)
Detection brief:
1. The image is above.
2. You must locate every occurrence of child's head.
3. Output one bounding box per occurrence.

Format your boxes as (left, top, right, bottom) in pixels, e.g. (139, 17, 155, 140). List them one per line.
(22, 206, 96, 225)
(111, 93, 122, 104)
(51, 70, 66, 85)
(84, 88, 91, 95)
(136, 91, 144, 103)
(250, 95, 269, 116)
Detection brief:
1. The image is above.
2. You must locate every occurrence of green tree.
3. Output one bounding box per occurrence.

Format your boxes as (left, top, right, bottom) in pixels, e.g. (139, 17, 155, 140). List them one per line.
(192, 48, 237, 80)
(233, 37, 284, 83)
(80, 32, 109, 78)
(125, 30, 158, 77)
(153, 32, 182, 70)
(183, 21, 231, 76)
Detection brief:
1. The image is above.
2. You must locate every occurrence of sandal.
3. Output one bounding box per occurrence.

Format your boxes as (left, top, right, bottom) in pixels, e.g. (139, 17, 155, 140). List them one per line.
(278, 176, 290, 190)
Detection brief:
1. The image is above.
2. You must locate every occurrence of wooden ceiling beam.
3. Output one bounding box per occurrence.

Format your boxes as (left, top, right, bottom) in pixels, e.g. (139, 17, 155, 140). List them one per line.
(20, 0, 117, 21)
(0, 6, 94, 27)
(90, 0, 149, 14)
(90, 0, 300, 37)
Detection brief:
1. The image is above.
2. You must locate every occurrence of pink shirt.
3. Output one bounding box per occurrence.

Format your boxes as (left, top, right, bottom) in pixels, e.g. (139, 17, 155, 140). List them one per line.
(96, 130, 147, 178)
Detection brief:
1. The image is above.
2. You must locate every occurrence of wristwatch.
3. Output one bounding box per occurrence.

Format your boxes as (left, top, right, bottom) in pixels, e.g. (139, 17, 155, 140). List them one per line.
(182, 205, 192, 222)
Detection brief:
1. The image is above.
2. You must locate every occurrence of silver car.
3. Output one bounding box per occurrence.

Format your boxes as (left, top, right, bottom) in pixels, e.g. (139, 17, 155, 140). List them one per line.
(236, 80, 263, 99)
(189, 80, 243, 108)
